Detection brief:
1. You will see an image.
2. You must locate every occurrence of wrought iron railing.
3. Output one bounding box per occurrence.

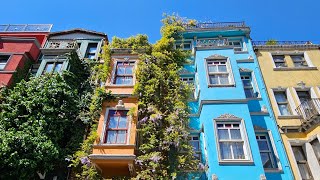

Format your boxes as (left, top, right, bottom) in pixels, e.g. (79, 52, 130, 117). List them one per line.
(0, 24, 52, 32)
(44, 39, 78, 49)
(295, 98, 320, 122)
(252, 41, 313, 46)
(182, 22, 246, 29)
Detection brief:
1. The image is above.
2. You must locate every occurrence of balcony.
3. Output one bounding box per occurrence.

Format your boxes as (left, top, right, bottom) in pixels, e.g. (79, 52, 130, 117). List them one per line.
(182, 22, 246, 30)
(294, 98, 320, 131)
(196, 38, 229, 48)
(41, 39, 78, 54)
(0, 24, 52, 32)
(253, 41, 318, 50)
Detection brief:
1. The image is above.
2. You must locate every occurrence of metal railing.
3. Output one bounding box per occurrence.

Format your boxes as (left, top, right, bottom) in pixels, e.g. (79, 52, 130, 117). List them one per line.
(295, 98, 320, 122)
(182, 22, 246, 30)
(44, 39, 78, 49)
(0, 24, 52, 32)
(196, 38, 229, 48)
(252, 41, 313, 46)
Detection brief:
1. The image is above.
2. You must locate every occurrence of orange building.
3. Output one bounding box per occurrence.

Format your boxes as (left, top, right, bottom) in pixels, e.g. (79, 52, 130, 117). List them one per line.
(89, 49, 139, 178)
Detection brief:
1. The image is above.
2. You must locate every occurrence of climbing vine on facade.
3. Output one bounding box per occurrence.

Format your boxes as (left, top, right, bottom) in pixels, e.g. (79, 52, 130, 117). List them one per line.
(133, 15, 198, 179)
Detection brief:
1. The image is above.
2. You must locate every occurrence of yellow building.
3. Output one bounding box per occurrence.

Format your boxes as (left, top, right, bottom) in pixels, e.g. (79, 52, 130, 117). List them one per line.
(89, 49, 139, 178)
(254, 41, 320, 180)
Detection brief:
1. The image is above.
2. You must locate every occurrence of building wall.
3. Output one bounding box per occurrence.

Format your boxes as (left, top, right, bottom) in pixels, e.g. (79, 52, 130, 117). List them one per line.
(256, 48, 320, 179)
(181, 30, 293, 179)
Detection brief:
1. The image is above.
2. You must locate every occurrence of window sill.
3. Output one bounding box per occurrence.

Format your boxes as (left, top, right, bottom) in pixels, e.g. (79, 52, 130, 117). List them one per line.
(278, 115, 301, 119)
(234, 51, 248, 54)
(106, 84, 134, 88)
(273, 67, 317, 71)
(0, 70, 16, 73)
(236, 59, 254, 63)
(246, 97, 262, 101)
(219, 159, 254, 165)
(93, 144, 135, 148)
(208, 84, 235, 88)
(264, 169, 283, 173)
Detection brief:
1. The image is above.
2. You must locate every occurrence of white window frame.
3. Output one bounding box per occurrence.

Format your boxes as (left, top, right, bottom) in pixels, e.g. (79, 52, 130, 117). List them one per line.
(270, 88, 297, 116)
(214, 118, 252, 164)
(0, 54, 12, 70)
(111, 59, 137, 86)
(189, 134, 201, 161)
(205, 57, 235, 87)
(175, 40, 193, 50)
(100, 108, 132, 145)
(255, 130, 282, 172)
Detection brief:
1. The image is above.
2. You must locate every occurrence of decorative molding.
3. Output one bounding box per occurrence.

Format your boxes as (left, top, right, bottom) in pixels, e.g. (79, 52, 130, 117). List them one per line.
(88, 154, 136, 160)
(216, 113, 241, 119)
(205, 54, 228, 60)
(239, 67, 252, 72)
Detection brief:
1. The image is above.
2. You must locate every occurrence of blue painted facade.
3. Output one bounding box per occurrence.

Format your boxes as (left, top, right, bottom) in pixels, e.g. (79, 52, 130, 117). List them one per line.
(178, 23, 293, 180)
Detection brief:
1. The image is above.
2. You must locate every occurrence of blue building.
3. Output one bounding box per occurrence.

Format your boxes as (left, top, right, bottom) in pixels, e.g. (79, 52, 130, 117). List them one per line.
(178, 22, 294, 180)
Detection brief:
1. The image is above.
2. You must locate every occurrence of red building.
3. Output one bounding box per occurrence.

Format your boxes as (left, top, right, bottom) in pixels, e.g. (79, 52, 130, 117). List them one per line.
(0, 24, 51, 86)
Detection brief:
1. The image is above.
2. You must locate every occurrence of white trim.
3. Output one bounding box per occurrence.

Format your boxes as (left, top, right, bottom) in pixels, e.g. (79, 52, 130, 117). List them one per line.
(303, 52, 314, 67)
(287, 88, 298, 115)
(213, 118, 253, 164)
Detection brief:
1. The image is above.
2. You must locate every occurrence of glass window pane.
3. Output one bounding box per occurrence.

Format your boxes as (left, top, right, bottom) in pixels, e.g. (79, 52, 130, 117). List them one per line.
(0, 55, 10, 63)
(273, 55, 284, 61)
(106, 131, 116, 144)
(242, 79, 251, 87)
(190, 141, 200, 151)
(219, 75, 229, 84)
(88, 54, 95, 59)
(54, 63, 63, 72)
(245, 89, 255, 98)
(274, 92, 287, 102)
(126, 66, 133, 75)
(220, 142, 232, 159)
(208, 66, 217, 72)
(279, 104, 291, 115)
(292, 146, 306, 161)
(115, 77, 124, 84)
(258, 141, 269, 151)
(261, 152, 273, 168)
(108, 116, 118, 128)
(209, 75, 218, 85)
(0, 64, 6, 69)
(124, 77, 133, 85)
(44, 63, 54, 73)
(117, 130, 126, 144)
(218, 129, 229, 140)
(233, 142, 245, 159)
(118, 116, 128, 128)
(89, 47, 97, 54)
(218, 65, 227, 72)
(291, 55, 304, 61)
(230, 129, 242, 139)
(117, 66, 125, 75)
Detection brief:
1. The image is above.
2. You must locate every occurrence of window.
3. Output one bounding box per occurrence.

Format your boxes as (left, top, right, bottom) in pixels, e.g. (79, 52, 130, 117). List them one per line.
(114, 61, 134, 85)
(310, 139, 320, 163)
(216, 122, 249, 161)
(175, 42, 192, 50)
(189, 135, 201, 160)
(42, 62, 63, 74)
(291, 55, 308, 67)
(85, 43, 98, 59)
(228, 41, 242, 52)
(272, 55, 287, 68)
(256, 134, 278, 169)
(241, 75, 256, 98)
(0, 55, 10, 70)
(181, 77, 194, 85)
(207, 59, 231, 85)
(292, 146, 313, 180)
(104, 110, 128, 144)
(274, 91, 292, 115)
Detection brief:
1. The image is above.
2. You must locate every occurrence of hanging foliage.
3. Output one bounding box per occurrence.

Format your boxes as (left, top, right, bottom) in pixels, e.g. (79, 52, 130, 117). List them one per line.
(133, 14, 198, 179)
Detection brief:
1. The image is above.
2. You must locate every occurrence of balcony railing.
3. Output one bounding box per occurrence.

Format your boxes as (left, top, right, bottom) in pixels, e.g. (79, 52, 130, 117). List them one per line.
(44, 39, 78, 49)
(252, 41, 313, 46)
(0, 24, 52, 32)
(295, 98, 320, 122)
(196, 38, 229, 48)
(182, 22, 246, 30)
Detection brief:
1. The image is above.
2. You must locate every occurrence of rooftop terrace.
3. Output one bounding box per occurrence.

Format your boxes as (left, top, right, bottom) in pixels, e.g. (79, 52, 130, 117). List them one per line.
(0, 24, 52, 32)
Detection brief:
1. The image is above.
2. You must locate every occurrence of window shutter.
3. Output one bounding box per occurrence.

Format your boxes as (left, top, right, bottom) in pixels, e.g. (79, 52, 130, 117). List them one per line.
(227, 58, 235, 85)
(287, 88, 298, 115)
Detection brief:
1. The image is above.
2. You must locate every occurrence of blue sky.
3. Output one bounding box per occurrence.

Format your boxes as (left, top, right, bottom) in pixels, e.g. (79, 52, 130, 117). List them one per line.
(1, 0, 319, 43)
